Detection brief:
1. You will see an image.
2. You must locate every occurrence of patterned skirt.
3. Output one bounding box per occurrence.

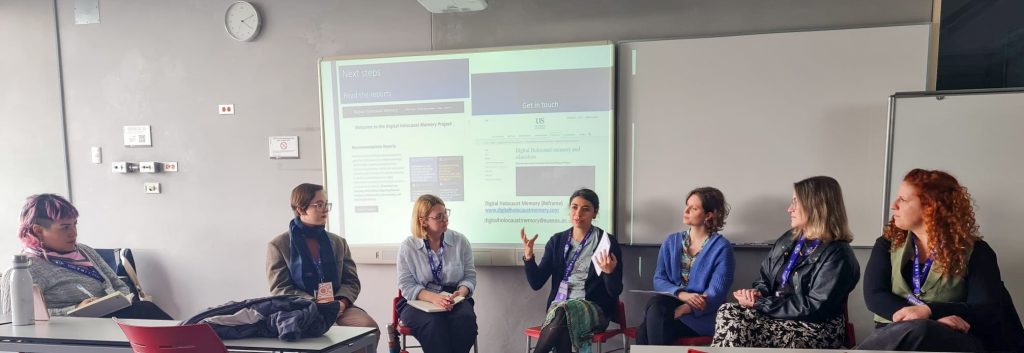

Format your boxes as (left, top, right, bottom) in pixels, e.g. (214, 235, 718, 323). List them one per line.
(711, 302, 845, 349)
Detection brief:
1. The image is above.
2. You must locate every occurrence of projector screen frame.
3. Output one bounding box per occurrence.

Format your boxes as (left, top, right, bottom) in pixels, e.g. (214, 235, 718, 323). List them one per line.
(317, 41, 618, 265)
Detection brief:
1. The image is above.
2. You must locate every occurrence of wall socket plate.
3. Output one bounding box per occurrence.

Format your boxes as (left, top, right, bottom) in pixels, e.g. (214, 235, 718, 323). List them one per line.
(161, 161, 178, 172)
(111, 161, 128, 173)
(144, 182, 161, 194)
(139, 161, 158, 173)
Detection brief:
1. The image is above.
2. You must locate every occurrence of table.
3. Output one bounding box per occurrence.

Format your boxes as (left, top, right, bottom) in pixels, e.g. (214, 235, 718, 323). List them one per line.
(631, 346, 950, 353)
(0, 317, 378, 353)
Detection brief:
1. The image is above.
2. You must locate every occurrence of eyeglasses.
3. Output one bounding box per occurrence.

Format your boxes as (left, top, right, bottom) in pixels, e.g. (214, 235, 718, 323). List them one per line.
(423, 208, 451, 221)
(308, 202, 333, 211)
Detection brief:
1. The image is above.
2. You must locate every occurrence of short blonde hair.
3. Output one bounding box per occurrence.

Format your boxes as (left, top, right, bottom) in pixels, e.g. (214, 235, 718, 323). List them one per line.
(411, 194, 445, 239)
(793, 176, 854, 243)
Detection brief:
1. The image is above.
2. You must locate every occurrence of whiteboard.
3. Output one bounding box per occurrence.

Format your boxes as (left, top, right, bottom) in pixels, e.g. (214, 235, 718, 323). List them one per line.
(886, 89, 1024, 319)
(617, 24, 931, 246)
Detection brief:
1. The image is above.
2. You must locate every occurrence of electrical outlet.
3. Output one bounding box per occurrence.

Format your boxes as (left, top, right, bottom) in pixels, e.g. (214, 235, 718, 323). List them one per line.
(111, 162, 128, 173)
(218, 104, 234, 115)
(144, 182, 161, 194)
(161, 161, 178, 172)
(139, 161, 158, 173)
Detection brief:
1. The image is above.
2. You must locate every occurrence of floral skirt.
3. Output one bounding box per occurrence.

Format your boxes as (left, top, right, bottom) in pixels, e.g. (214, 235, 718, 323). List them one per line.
(711, 302, 845, 349)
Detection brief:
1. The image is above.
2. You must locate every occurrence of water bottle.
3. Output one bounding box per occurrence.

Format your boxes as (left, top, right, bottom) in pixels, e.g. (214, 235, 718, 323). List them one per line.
(10, 255, 35, 326)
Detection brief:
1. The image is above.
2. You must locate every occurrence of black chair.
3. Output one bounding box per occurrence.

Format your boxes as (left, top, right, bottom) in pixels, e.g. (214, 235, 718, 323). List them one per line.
(94, 248, 149, 301)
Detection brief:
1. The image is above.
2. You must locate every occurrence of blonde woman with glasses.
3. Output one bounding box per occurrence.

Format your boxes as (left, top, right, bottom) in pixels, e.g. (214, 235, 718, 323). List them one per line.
(712, 176, 860, 349)
(396, 194, 478, 353)
(266, 183, 378, 340)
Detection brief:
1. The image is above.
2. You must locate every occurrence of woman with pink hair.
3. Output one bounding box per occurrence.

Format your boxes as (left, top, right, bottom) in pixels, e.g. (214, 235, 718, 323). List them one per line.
(15, 194, 171, 319)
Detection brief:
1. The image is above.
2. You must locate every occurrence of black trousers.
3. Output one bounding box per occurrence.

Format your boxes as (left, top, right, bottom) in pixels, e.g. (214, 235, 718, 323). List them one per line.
(103, 300, 173, 320)
(397, 297, 478, 353)
(636, 295, 699, 345)
(857, 319, 984, 352)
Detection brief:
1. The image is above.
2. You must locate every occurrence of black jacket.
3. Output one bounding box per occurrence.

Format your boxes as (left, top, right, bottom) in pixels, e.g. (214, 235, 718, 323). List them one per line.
(184, 295, 340, 341)
(752, 230, 860, 322)
(523, 227, 623, 318)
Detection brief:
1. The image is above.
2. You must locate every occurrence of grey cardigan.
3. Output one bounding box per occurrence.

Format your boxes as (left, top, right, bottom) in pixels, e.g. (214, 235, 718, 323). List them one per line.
(27, 243, 131, 316)
(266, 231, 362, 304)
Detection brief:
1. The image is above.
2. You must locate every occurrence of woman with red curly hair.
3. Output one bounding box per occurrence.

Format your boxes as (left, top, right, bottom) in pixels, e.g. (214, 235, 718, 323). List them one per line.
(859, 169, 1002, 351)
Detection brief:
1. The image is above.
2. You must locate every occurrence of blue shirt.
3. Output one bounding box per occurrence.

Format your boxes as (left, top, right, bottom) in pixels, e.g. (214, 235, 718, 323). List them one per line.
(397, 230, 477, 301)
(652, 231, 736, 336)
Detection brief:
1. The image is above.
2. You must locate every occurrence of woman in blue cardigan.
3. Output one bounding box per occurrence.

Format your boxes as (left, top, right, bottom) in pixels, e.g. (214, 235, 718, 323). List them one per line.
(636, 187, 736, 344)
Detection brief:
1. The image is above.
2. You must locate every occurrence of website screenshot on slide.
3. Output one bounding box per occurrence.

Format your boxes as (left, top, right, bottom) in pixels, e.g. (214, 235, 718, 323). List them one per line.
(320, 44, 614, 245)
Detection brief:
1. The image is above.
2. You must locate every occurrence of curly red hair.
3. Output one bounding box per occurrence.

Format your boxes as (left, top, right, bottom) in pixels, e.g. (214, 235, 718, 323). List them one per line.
(884, 169, 980, 276)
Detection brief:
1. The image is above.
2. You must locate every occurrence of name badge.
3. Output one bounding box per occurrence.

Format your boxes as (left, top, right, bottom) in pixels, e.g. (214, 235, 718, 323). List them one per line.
(426, 282, 444, 292)
(554, 281, 570, 302)
(316, 282, 334, 303)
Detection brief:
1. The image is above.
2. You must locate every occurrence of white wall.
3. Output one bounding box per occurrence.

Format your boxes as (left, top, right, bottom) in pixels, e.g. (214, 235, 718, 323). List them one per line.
(1, 1, 933, 352)
(0, 0, 69, 258)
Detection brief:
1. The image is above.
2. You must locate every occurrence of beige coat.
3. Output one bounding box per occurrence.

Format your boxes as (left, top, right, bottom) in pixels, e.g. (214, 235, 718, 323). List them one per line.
(266, 231, 361, 303)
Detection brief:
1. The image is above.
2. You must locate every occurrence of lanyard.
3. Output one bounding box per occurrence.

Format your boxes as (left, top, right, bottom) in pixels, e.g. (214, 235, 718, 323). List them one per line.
(560, 228, 595, 281)
(907, 234, 934, 305)
(778, 236, 820, 295)
(312, 258, 324, 282)
(49, 257, 105, 283)
(425, 239, 445, 285)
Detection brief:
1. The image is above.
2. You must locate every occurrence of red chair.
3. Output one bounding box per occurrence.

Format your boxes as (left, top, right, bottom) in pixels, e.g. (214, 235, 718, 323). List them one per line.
(114, 318, 228, 353)
(843, 302, 856, 348)
(392, 290, 479, 353)
(524, 300, 628, 353)
(622, 327, 713, 346)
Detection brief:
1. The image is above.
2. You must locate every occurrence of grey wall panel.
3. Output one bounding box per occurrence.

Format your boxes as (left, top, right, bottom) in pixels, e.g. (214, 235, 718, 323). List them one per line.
(618, 25, 931, 247)
(0, 0, 69, 257)
(432, 0, 932, 50)
(55, 0, 430, 323)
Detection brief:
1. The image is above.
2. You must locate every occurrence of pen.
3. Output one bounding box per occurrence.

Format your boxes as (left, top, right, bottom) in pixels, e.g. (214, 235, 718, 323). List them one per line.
(75, 284, 95, 297)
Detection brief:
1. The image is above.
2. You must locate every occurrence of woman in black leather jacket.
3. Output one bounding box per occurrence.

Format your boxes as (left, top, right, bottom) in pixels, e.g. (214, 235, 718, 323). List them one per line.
(711, 176, 860, 349)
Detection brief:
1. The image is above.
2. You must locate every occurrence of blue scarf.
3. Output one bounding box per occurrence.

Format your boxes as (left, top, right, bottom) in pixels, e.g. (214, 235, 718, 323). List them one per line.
(288, 217, 340, 295)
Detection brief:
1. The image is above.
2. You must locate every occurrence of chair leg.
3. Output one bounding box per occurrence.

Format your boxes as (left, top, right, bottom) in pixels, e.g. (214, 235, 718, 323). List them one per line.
(526, 336, 533, 353)
(474, 337, 479, 353)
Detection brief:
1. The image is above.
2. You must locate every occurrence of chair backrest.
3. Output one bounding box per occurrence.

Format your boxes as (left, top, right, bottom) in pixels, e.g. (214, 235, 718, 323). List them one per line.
(392, 290, 402, 325)
(611, 300, 627, 327)
(115, 319, 228, 353)
(95, 248, 146, 299)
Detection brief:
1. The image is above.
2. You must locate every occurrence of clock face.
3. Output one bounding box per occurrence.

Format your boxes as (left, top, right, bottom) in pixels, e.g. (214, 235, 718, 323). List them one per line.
(224, 1, 261, 41)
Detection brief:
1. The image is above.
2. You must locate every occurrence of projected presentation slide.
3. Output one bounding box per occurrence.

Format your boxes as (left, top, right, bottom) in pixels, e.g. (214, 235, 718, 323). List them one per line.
(319, 43, 614, 245)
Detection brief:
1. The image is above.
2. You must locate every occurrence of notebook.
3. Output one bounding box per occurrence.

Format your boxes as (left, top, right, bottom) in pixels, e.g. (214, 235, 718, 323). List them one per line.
(407, 292, 466, 313)
(67, 291, 132, 317)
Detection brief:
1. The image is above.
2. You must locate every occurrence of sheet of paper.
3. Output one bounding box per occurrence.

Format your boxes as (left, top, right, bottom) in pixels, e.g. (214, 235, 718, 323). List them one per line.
(628, 289, 678, 298)
(591, 231, 611, 270)
(269, 136, 299, 159)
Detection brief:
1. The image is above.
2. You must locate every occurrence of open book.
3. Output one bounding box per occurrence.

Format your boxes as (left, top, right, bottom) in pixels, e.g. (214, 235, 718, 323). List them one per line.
(407, 292, 466, 313)
(68, 291, 133, 317)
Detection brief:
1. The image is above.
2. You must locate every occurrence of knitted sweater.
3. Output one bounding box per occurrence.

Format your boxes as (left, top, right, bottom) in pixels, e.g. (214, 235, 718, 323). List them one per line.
(26, 243, 131, 316)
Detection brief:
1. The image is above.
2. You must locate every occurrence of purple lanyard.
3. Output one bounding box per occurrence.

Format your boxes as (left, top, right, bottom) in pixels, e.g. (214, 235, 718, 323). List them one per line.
(49, 258, 104, 283)
(779, 236, 820, 293)
(425, 241, 445, 285)
(907, 235, 934, 305)
(560, 228, 595, 282)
